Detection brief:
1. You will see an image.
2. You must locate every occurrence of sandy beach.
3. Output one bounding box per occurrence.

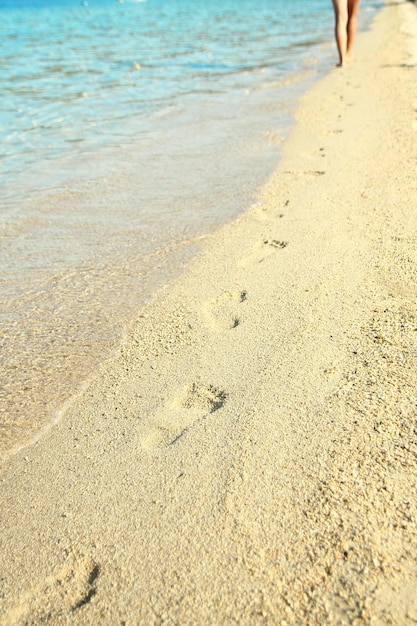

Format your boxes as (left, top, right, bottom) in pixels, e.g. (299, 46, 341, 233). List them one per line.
(1, 1, 417, 624)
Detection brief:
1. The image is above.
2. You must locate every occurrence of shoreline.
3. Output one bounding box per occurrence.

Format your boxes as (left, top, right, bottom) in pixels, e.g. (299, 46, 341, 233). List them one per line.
(2, 1, 417, 624)
(0, 60, 325, 466)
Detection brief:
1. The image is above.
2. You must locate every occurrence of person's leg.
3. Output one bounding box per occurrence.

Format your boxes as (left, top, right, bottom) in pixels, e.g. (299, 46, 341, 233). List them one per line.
(332, 0, 349, 66)
(346, 0, 361, 59)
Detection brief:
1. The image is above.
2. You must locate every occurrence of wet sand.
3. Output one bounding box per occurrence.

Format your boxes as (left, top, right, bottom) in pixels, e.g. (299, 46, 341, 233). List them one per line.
(1, 1, 417, 624)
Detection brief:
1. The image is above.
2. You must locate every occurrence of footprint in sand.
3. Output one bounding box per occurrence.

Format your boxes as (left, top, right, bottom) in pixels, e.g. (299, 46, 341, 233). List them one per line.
(283, 169, 326, 178)
(141, 382, 227, 450)
(3, 554, 100, 625)
(203, 289, 247, 330)
(238, 238, 288, 267)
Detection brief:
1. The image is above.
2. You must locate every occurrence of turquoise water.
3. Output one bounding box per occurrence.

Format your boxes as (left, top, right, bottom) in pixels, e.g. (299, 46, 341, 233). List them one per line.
(0, 0, 381, 461)
(2, 0, 333, 194)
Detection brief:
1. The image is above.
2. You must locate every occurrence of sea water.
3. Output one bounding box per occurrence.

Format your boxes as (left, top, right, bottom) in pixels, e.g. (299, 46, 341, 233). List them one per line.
(0, 0, 381, 461)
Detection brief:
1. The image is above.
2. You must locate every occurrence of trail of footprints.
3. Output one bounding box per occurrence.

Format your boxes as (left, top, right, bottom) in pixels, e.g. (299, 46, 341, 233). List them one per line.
(5, 223, 291, 622)
(138, 221, 289, 452)
(140, 289, 248, 450)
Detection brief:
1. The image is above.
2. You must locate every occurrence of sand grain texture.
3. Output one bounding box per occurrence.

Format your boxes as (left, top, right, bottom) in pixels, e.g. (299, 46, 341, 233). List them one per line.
(1, 2, 417, 624)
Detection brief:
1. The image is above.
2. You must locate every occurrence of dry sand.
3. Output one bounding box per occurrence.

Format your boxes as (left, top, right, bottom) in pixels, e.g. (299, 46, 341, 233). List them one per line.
(1, 1, 417, 624)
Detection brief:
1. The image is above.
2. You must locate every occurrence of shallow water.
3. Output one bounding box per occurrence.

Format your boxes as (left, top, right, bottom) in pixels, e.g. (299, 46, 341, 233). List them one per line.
(0, 0, 381, 461)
